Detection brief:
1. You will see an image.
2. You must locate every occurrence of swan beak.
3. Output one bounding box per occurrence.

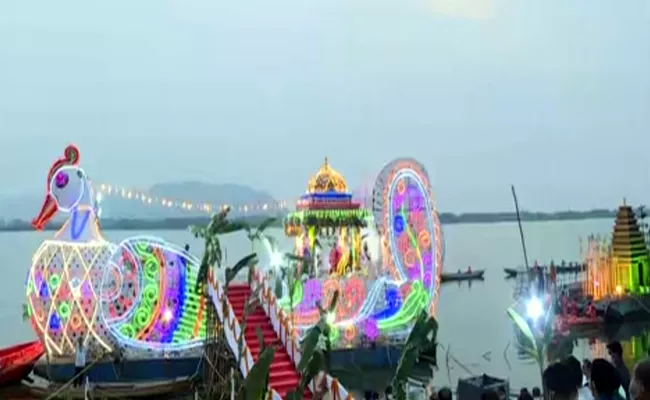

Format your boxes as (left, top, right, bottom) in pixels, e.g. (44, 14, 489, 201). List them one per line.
(32, 194, 58, 231)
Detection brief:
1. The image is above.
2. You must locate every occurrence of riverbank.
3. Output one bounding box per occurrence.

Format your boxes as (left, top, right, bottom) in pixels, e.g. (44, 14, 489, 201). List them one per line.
(0, 209, 618, 232)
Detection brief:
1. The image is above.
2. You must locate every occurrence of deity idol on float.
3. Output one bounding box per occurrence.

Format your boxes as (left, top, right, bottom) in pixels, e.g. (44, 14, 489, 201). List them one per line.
(26, 145, 207, 358)
(278, 157, 443, 347)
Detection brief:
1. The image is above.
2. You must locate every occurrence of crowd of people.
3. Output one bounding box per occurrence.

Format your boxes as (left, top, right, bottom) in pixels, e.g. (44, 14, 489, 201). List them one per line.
(511, 340, 642, 400)
(363, 340, 649, 400)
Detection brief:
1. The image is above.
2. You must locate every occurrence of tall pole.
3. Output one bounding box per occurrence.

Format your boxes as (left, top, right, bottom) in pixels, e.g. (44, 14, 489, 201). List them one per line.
(511, 185, 531, 270)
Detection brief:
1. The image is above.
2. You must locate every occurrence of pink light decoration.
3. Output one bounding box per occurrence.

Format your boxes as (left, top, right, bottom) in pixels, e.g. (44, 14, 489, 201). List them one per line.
(300, 279, 323, 312)
(365, 319, 379, 341)
(423, 270, 433, 288)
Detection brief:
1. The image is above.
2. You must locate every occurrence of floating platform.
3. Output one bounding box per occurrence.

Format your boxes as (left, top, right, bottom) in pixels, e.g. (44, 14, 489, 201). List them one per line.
(600, 295, 650, 322)
(33, 355, 202, 384)
(2, 375, 193, 399)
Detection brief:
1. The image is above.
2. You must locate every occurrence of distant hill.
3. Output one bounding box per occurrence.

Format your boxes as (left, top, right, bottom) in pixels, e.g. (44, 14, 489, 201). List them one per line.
(149, 181, 276, 211)
(0, 208, 630, 232)
(0, 181, 279, 220)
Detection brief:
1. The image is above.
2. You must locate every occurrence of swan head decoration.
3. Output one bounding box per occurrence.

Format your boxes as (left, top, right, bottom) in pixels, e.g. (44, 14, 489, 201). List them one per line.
(32, 145, 101, 242)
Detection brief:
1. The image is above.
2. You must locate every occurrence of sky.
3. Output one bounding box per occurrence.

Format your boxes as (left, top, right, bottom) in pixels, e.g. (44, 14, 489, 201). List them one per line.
(0, 0, 648, 212)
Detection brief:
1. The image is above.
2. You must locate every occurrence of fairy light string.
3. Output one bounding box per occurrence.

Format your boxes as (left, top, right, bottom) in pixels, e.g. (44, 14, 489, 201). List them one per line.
(93, 182, 289, 214)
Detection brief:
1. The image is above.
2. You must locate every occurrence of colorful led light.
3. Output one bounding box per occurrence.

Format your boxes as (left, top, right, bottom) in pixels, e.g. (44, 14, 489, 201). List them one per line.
(276, 158, 442, 346)
(28, 146, 208, 358)
(102, 236, 207, 350)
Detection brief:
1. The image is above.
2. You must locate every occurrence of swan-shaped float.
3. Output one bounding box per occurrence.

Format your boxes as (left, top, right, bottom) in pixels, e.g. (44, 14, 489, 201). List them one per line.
(276, 157, 443, 346)
(25, 145, 206, 357)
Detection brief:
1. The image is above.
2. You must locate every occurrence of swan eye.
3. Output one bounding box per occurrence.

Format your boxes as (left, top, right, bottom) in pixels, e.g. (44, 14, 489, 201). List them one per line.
(55, 171, 69, 189)
(77, 170, 84, 178)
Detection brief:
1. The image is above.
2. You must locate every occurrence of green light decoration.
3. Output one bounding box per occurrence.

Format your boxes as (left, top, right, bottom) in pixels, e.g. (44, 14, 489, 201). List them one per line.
(172, 263, 204, 343)
(135, 309, 150, 329)
(284, 209, 372, 232)
(124, 244, 159, 338)
(143, 284, 158, 304)
(49, 274, 61, 292)
(120, 324, 135, 338)
(611, 204, 650, 294)
(278, 279, 304, 309)
(329, 326, 340, 343)
(378, 281, 429, 330)
(59, 302, 71, 320)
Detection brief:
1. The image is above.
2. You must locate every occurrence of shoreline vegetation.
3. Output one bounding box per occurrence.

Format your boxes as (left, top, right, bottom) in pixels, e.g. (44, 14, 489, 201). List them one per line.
(0, 209, 618, 232)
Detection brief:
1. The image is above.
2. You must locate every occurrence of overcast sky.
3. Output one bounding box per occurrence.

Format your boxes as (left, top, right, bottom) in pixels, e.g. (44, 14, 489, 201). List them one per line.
(0, 0, 648, 212)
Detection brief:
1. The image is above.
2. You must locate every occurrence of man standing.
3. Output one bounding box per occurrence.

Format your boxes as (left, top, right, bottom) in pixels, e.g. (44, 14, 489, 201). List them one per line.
(630, 358, 650, 400)
(74, 337, 87, 387)
(607, 341, 631, 400)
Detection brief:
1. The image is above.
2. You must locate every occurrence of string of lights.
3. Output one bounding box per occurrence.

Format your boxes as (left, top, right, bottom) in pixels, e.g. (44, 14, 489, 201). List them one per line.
(92, 182, 290, 214)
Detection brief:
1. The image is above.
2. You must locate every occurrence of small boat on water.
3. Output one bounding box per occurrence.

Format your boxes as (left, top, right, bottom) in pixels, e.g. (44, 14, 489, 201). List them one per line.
(504, 263, 587, 278)
(440, 269, 485, 283)
(0, 340, 44, 387)
(14, 377, 194, 399)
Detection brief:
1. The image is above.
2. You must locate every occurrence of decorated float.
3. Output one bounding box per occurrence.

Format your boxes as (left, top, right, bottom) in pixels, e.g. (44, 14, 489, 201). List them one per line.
(25, 145, 207, 365)
(278, 157, 443, 348)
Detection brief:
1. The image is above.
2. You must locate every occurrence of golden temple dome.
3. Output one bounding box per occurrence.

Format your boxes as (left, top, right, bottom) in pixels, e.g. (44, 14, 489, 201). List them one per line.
(307, 157, 349, 193)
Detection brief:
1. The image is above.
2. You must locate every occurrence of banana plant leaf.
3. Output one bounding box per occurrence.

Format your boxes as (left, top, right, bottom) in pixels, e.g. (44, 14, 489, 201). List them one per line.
(242, 346, 276, 400)
(506, 307, 538, 359)
(391, 313, 438, 399)
(274, 276, 284, 299)
(225, 253, 258, 287)
(299, 349, 326, 391)
(298, 325, 323, 371)
(256, 326, 266, 351)
(257, 217, 278, 233)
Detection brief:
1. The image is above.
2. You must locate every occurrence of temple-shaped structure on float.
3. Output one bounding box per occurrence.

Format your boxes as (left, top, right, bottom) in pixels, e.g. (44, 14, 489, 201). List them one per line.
(611, 200, 650, 294)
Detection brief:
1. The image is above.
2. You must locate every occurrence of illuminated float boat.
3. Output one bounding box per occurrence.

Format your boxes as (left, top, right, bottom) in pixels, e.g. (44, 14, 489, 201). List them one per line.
(276, 157, 443, 362)
(25, 145, 207, 382)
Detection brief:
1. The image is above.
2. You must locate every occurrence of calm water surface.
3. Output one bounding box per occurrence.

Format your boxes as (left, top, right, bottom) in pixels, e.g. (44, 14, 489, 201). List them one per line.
(0, 219, 636, 391)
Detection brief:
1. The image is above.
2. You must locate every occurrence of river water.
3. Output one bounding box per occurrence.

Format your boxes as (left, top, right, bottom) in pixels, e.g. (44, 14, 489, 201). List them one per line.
(0, 219, 639, 393)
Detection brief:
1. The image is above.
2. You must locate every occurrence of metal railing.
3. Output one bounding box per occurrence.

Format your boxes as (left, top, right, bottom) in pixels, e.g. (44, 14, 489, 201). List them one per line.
(251, 269, 353, 400)
(207, 268, 283, 400)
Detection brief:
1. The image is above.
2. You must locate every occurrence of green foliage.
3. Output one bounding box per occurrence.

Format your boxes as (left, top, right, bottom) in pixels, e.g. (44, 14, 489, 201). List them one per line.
(190, 207, 241, 290)
(243, 217, 278, 251)
(22, 303, 30, 322)
(256, 326, 266, 351)
(225, 253, 258, 287)
(316, 290, 338, 372)
(286, 290, 340, 398)
(240, 346, 276, 400)
(507, 306, 555, 398)
(274, 276, 283, 299)
(298, 325, 323, 372)
(391, 312, 439, 400)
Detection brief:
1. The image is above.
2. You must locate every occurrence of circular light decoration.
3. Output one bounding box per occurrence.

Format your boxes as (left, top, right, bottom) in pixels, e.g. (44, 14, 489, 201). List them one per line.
(100, 236, 207, 351)
(372, 158, 443, 317)
(279, 157, 443, 348)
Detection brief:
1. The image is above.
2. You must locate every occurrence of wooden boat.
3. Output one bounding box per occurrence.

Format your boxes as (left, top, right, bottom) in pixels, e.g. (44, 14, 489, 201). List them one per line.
(440, 269, 485, 282)
(504, 268, 519, 278)
(0, 340, 45, 387)
(503, 263, 587, 278)
(22, 376, 194, 399)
